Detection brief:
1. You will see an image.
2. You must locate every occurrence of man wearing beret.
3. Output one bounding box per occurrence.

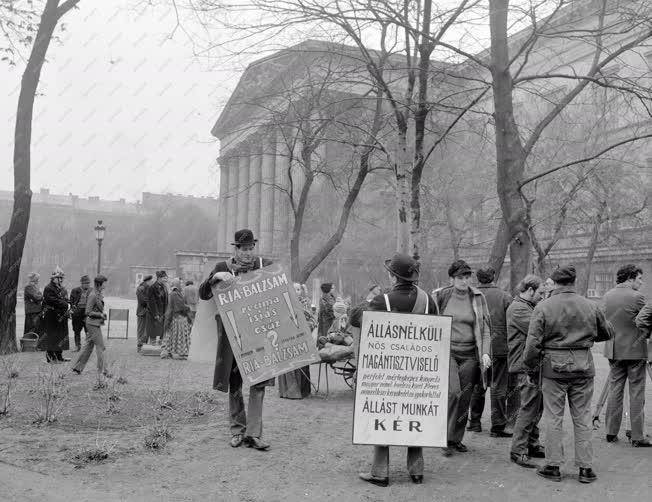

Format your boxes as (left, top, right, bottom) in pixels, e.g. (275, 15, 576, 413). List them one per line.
(199, 229, 273, 451)
(69, 275, 91, 351)
(523, 265, 612, 483)
(136, 275, 153, 352)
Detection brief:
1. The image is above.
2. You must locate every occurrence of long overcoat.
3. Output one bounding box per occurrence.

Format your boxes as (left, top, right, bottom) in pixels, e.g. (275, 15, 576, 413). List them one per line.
(38, 281, 70, 351)
(146, 281, 168, 340)
(199, 257, 274, 392)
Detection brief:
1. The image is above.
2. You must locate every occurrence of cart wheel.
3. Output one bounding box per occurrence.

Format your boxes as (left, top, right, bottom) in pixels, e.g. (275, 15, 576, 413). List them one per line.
(342, 361, 356, 390)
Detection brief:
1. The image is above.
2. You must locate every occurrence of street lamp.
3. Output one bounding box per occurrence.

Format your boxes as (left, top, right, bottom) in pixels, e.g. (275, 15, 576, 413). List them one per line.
(94, 219, 106, 274)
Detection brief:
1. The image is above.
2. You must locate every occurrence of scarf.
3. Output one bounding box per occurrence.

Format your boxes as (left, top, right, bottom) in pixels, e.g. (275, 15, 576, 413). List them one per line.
(230, 255, 258, 275)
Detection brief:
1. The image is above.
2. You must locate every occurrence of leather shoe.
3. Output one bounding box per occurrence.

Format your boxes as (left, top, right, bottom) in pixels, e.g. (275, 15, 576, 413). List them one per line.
(528, 445, 545, 458)
(410, 475, 423, 484)
(510, 452, 536, 468)
(536, 465, 561, 482)
(490, 430, 513, 438)
(467, 423, 482, 432)
(72, 369, 81, 375)
(632, 439, 652, 447)
(244, 436, 270, 450)
(606, 434, 618, 443)
(453, 442, 468, 452)
(359, 473, 388, 487)
(441, 447, 453, 457)
(579, 467, 597, 484)
(230, 434, 244, 448)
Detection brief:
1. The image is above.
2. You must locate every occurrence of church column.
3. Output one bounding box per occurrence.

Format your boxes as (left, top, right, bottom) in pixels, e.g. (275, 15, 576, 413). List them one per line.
(237, 149, 250, 230)
(218, 162, 230, 252)
(248, 142, 262, 241)
(260, 134, 275, 255)
(227, 156, 239, 246)
(273, 131, 291, 258)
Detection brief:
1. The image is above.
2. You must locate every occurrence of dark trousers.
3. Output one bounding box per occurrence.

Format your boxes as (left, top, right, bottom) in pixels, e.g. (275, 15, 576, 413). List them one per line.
(469, 355, 519, 431)
(46, 351, 63, 362)
(136, 315, 148, 347)
(448, 350, 480, 444)
(71, 315, 86, 348)
(510, 373, 543, 455)
(370, 446, 423, 478)
(24, 312, 41, 335)
(606, 359, 647, 441)
(228, 366, 265, 438)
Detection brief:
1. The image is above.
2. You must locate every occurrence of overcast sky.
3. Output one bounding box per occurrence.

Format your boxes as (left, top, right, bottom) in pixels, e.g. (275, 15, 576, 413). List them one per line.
(0, 0, 244, 202)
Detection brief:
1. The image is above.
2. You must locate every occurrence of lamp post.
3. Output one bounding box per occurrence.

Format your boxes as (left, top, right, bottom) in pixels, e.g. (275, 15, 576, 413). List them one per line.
(94, 220, 106, 274)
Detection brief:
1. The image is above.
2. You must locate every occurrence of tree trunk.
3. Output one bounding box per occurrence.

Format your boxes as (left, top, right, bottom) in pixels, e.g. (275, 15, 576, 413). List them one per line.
(487, 219, 509, 279)
(0, 0, 65, 355)
(577, 202, 607, 296)
(489, 0, 530, 291)
(396, 125, 411, 254)
(289, 149, 314, 282)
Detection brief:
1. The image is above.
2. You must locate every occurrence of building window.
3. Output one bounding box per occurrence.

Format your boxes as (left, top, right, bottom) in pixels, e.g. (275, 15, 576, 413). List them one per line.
(594, 272, 614, 297)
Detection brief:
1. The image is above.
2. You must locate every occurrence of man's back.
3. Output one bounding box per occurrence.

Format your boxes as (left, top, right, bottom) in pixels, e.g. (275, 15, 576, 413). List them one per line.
(478, 284, 511, 355)
(603, 284, 646, 360)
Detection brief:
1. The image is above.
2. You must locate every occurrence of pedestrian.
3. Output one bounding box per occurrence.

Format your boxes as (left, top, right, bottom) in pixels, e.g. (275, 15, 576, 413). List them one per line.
(523, 265, 612, 483)
(23, 272, 43, 336)
(160, 278, 192, 360)
(433, 259, 491, 457)
(146, 271, 169, 345)
(198, 228, 273, 451)
(38, 266, 71, 363)
(183, 280, 198, 326)
(354, 253, 437, 487)
(507, 274, 546, 468)
(468, 267, 517, 437)
(69, 275, 91, 352)
(602, 264, 651, 447)
(278, 283, 314, 399)
(318, 282, 336, 340)
(72, 275, 111, 387)
(136, 275, 153, 352)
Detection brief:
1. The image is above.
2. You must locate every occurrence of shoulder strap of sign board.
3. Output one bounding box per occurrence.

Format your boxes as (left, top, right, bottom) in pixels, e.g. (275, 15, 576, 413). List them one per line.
(411, 287, 429, 314)
(259, 257, 263, 269)
(384, 294, 391, 312)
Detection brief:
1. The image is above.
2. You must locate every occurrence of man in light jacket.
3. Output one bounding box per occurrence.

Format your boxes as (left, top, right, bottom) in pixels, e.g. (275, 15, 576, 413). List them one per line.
(602, 264, 650, 447)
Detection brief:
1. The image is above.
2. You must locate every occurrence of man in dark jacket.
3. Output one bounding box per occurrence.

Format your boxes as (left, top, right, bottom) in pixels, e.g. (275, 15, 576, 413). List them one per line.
(523, 265, 612, 484)
(39, 266, 71, 363)
(146, 271, 168, 345)
(69, 275, 91, 351)
(23, 272, 43, 335)
(136, 275, 153, 351)
(507, 274, 546, 468)
(199, 229, 273, 451)
(353, 253, 437, 487)
(602, 264, 650, 447)
(318, 283, 336, 339)
(468, 267, 516, 437)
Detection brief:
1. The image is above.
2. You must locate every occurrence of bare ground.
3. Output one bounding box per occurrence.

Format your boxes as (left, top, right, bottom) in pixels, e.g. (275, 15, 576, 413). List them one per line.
(0, 297, 650, 501)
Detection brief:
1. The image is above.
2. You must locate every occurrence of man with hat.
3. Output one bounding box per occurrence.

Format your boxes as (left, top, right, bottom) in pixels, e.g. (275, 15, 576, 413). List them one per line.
(23, 272, 43, 336)
(146, 271, 169, 345)
(352, 253, 438, 487)
(38, 266, 71, 363)
(69, 275, 92, 351)
(523, 265, 612, 484)
(136, 275, 153, 352)
(198, 229, 274, 451)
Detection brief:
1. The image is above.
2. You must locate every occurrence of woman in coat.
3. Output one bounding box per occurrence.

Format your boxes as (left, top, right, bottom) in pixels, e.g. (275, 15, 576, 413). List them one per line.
(160, 278, 192, 360)
(23, 272, 43, 335)
(38, 267, 71, 363)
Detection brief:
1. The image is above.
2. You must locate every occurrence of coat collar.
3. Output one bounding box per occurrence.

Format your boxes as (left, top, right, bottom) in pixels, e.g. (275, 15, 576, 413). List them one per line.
(551, 285, 576, 296)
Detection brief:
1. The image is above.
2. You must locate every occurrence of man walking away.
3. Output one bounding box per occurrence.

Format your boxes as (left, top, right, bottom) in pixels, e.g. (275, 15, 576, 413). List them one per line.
(183, 280, 198, 326)
(24, 273, 43, 335)
(69, 275, 91, 351)
(603, 264, 650, 447)
(469, 267, 516, 436)
(507, 275, 546, 468)
(523, 265, 612, 484)
(136, 275, 152, 352)
(318, 283, 336, 340)
(147, 271, 169, 345)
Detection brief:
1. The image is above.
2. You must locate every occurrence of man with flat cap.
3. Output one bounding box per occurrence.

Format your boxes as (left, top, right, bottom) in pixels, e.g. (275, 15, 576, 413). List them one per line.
(199, 229, 273, 451)
(523, 265, 612, 484)
(70, 275, 92, 351)
(136, 275, 153, 352)
(351, 253, 437, 487)
(147, 271, 168, 345)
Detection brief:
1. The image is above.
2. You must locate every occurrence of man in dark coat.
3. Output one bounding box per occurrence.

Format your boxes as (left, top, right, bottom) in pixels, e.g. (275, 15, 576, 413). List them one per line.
(69, 275, 91, 351)
(468, 267, 516, 436)
(602, 264, 651, 447)
(23, 272, 43, 335)
(136, 275, 153, 351)
(146, 271, 168, 344)
(523, 265, 612, 484)
(353, 253, 437, 487)
(38, 266, 71, 362)
(199, 229, 273, 451)
(318, 283, 336, 339)
(507, 274, 546, 468)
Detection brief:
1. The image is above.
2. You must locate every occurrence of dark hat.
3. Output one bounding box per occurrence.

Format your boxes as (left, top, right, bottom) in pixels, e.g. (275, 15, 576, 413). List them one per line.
(476, 267, 495, 284)
(185, 280, 194, 286)
(143, 275, 153, 282)
(156, 270, 168, 279)
(94, 274, 108, 284)
(551, 265, 576, 283)
(231, 228, 257, 247)
(320, 283, 333, 293)
(384, 253, 419, 282)
(448, 259, 472, 278)
(80, 275, 90, 283)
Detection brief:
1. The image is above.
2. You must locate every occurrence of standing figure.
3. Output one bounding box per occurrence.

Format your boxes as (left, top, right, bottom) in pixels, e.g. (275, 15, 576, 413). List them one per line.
(507, 275, 546, 468)
(198, 229, 273, 451)
(468, 267, 517, 436)
(23, 273, 43, 335)
(146, 271, 169, 345)
(136, 275, 153, 352)
(354, 253, 437, 487)
(433, 259, 491, 456)
(72, 275, 111, 386)
(183, 280, 198, 326)
(318, 283, 336, 340)
(523, 265, 612, 484)
(160, 278, 192, 360)
(69, 275, 91, 352)
(602, 264, 651, 447)
(38, 266, 71, 363)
